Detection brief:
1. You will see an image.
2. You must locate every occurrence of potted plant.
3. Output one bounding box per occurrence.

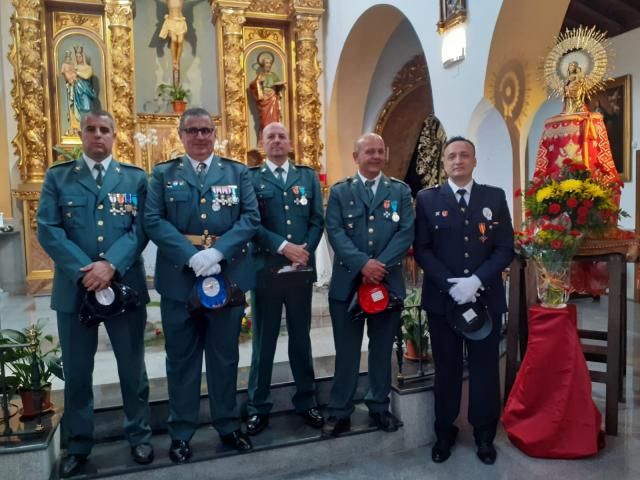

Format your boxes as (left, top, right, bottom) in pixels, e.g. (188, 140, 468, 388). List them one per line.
(0, 318, 64, 417)
(157, 83, 191, 113)
(401, 288, 430, 361)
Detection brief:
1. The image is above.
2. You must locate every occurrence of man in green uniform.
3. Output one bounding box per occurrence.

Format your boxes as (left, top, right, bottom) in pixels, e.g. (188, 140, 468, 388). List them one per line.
(144, 108, 260, 462)
(37, 109, 153, 478)
(246, 122, 325, 435)
(324, 133, 414, 436)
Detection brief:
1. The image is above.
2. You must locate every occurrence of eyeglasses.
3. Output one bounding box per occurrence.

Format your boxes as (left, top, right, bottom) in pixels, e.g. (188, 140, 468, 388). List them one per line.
(181, 127, 215, 137)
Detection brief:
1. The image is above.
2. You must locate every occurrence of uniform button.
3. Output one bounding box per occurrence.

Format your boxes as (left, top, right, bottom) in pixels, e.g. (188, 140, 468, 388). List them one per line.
(97, 204, 104, 210)
(66, 212, 72, 218)
(242, 249, 246, 254)
(169, 197, 175, 202)
(98, 252, 105, 257)
(97, 220, 104, 226)
(200, 213, 207, 219)
(465, 220, 470, 225)
(97, 236, 104, 242)
(200, 198, 206, 204)
(369, 215, 374, 221)
(368, 228, 374, 233)
(286, 219, 292, 225)
(464, 236, 469, 242)
(464, 252, 469, 258)
(348, 214, 353, 218)
(463, 269, 469, 274)
(284, 205, 289, 210)
(349, 201, 354, 205)
(368, 241, 373, 246)
(283, 192, 288, 196)
(287, 234, 292, 239)
(67, 201, 73, 206)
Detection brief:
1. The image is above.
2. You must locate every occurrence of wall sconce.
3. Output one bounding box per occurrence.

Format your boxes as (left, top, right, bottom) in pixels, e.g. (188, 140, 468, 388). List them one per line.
(441, 23, 466, 67)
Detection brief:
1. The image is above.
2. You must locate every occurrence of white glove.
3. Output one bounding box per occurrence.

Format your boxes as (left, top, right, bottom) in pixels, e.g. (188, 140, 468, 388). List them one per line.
(447, 275, 482, 305)
(198, 263, 221, 277)
(189, 248, 224, 277)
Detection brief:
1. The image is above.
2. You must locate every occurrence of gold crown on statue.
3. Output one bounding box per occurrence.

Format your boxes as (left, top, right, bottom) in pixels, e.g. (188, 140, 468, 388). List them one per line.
(543, 26, 613, 101)
(73, 45, 84, 55)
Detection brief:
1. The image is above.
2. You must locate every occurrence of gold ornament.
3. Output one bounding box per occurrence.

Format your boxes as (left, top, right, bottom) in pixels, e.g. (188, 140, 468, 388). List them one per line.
(543, 26, 613, 113)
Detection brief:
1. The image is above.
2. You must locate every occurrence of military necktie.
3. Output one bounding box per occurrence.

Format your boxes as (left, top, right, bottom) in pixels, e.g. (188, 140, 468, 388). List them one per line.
(364, 180, 375, 202)
(275, 166, 285, 185)
(196, 162, 207, 186)
(457, 188, 467, 211)
(94, 163, 104, 188)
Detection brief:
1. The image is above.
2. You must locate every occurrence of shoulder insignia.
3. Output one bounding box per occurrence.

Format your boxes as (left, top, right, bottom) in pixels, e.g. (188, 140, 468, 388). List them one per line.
(294, 163, 314, 170)
(50, 158, 76, 168)
(334, 176, 352, 186)
(156, 157, 182, 166)
(389, 177, 409, 186)
(217, 156, 245, 166)
(118, 162, 144, 171)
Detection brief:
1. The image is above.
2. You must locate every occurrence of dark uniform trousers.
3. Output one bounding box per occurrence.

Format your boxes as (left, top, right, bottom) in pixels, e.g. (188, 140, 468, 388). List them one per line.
(414, 181, 514, 444)
(247, 162, 324, 415)
(325, 175, 414, 419)
(36, 158, 152, 455)
(144, 155, 260, 441)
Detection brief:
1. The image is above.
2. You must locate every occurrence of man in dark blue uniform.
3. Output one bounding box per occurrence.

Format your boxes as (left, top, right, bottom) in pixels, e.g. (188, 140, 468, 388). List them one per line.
(246, 122, 325, 434)
(144, 108, 260, 462)
(324, 133, 414, 436)
(414, 136, 514, 465)
(37, 110, 153, 478)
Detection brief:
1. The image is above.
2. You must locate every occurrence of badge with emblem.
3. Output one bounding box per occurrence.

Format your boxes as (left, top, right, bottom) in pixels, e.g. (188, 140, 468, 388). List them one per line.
(479, 222, 488, 243)
(435, 211, 440, 216)
(211, 186, 221, 211)
(391, 200, 400, 223)
(108, 193, 117, 214)
(483, 207, 493, 221)
(383, 199, 391, 218)
(293, 185, 300, 205)
(442, 210, 449, 217)
(117, 193, 125, 215)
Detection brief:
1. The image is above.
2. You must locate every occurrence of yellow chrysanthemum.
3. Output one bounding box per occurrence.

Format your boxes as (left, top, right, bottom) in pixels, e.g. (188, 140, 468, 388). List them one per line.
(535, 186, 555, 203)
(559, 179, 583, 193)
(583, 182, 605, 198)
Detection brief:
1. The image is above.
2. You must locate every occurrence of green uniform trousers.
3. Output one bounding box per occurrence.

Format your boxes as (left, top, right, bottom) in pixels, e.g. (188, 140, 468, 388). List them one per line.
(57, 307, 151, 455)
(327, 300, 400, 419)
(247, 278, 316, 415)
(160, 298, 243, 439)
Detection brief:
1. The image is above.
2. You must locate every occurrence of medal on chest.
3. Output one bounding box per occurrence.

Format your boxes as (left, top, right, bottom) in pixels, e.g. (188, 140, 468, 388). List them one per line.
(391, 200, 400, 222)
(479, 222, 487, 243)
(383, 199, 391, 218)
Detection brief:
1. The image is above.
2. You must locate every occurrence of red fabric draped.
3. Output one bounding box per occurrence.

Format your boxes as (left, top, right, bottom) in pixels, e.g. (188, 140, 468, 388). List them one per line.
(502, 305, 605, 458)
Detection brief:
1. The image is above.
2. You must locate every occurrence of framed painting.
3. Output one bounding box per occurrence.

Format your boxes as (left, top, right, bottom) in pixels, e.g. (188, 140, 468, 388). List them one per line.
(587, 75, 632, 182)
(243, 25, 290, 151)
(53, 32, 107, 145)
(438, 0, 467, 32)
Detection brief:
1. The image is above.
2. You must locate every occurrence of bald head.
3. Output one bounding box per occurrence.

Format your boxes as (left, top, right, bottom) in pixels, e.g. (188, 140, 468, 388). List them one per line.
(353, 133, 384, 155)
(352, 133, 385, 179)
(262, 122, 291, 165)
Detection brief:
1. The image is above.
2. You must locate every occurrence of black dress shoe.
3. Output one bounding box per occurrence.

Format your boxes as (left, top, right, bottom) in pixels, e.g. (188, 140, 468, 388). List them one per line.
(246, 414, 269, 436)
(477, 441, 497, 465)
(432, 426, 459, 463)
(131, 443, 154, 465)
(369, 411, 399, 432)
(220, 429, 253, 452)
(59, 454, 87, 478)
(300, 407, 325, 428)
(321, 416, 351, 437)
(169, 440, 192, 464)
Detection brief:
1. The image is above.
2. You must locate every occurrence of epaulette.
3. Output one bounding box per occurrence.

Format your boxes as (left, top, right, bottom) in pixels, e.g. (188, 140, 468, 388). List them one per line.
(389, 177, 409, 186)
(293, 163, 314, 170)
(119, 162, 144, 171)
(156, 157, 182, 166)
(335, 176, 353, 185)
(249, 165, 261, 170)
(217, 156, 245, 166)
(50, 158, 76, 168)
(417, 184, 440, 193)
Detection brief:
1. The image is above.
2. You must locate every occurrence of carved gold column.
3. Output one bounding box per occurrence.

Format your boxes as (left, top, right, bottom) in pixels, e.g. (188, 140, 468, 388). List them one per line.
(291, 1, 323, 170)
(9, 1, 55, 293)
(9, 0, 50, 183)
(105, 0, 136, 164)
(211, 1, 250, 162)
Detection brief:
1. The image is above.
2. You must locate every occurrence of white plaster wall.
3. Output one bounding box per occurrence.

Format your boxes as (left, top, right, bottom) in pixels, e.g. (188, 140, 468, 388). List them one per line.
(362, 19, 424, 133)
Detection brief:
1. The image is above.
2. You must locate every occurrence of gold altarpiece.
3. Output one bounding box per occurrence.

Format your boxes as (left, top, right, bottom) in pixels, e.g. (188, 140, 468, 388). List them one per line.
(9, 0, 325, 293)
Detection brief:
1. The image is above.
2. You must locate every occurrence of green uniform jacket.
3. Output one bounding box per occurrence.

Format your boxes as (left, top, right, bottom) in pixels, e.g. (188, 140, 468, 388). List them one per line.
(326, 174, 415, 302)
(144, 156, 260, 301)
(37, 158, 150, 313)
(250, 161, 324, 279)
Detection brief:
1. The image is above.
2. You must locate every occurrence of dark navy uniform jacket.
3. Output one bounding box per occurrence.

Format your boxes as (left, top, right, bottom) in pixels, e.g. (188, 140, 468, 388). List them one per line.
(414, 182, 514, 316)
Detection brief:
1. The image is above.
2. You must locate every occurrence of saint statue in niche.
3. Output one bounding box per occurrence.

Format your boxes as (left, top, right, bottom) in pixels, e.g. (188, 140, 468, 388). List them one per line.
(60, 46, 99, 136)
(159, 0, 188, 85)
(249, 51, 286, 146)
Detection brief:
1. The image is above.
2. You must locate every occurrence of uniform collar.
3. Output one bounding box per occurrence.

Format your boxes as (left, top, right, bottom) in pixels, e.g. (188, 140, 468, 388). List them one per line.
(448, 178, 474, 202)
(265, 158, 290, 175)
(187, 153, 213, 173)
(83, 153, 112, 175)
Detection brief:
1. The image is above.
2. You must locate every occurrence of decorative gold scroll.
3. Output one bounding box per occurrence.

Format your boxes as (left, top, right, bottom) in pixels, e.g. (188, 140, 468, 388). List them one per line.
(291, 11, 323, 169)
(105, 0, 136, 165)
(53, 12, 103, 37)
(9, 0, 50, 184)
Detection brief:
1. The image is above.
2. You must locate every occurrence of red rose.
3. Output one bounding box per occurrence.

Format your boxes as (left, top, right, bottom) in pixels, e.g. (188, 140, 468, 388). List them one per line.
(569, 230, 581, 236)
(566, 198, 578, 208)
(548, 203, 561, 214)
(582, 199, 593, 208)
(577, 206, 589, 216)
(526, 186, 537, 197)
(550, 239, 563, 249)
